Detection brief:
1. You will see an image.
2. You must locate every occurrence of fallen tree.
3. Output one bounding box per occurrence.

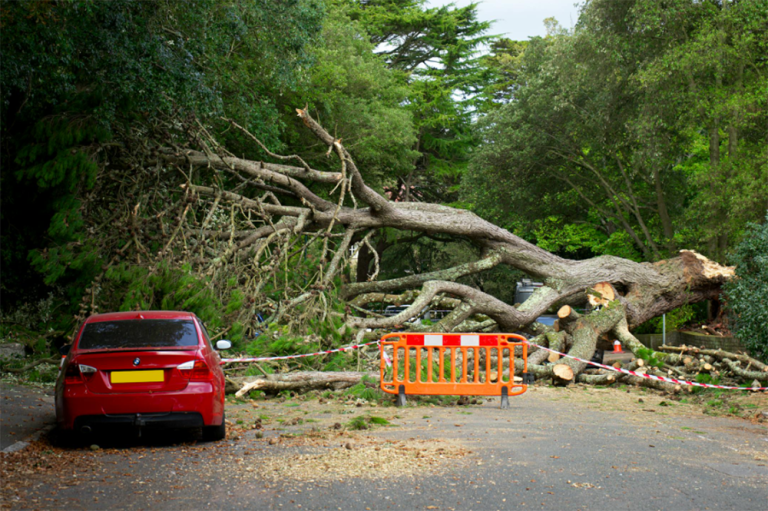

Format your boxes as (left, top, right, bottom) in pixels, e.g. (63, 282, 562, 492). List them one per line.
(67, 108, 765, 390)
(230, 371, 377, 397)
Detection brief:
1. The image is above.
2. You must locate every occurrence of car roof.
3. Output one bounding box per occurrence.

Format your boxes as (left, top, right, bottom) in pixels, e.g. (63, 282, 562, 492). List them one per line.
(85, 311, 197, 324)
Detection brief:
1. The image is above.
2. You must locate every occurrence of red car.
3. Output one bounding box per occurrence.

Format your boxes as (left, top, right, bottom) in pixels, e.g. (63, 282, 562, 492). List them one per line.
(56, 311, 230, 441)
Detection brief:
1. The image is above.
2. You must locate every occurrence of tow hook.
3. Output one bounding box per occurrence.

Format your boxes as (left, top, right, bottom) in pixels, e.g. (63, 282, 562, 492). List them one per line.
(135, 413, 145, 437)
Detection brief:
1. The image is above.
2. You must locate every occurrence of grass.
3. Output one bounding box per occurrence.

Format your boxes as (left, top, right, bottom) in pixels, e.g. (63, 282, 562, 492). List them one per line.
(347, 416, 368, 430)
(347, 415, 392, 430)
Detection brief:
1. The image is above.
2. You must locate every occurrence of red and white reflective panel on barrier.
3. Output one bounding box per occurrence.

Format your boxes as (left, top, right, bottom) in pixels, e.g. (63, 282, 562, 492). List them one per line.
(400, 334, 501, 347)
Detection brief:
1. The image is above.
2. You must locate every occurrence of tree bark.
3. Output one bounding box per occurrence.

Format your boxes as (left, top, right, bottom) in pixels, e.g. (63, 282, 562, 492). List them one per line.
(231, 371, 377, 396)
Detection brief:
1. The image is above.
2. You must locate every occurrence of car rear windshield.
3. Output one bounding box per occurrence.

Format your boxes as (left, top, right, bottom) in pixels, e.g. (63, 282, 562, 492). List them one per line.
(78, 319, 199, 350)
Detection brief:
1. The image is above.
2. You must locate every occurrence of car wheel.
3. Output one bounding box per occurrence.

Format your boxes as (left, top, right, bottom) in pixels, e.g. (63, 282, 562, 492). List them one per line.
(202, 412, 226, 442)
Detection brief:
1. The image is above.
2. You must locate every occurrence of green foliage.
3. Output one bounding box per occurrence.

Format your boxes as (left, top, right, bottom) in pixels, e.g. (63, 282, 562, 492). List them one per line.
(344, 0, 495, 203)
(1, 0, 325, 309)
(345, 382, 380, 402)
(102, 262, 244, 344)
(346, 414, 390, 430)
(469, 0, 768, 263)
(634, 305, 699, 335)
(634, 347, 664, 369)
(245, 327, 318, 359)
(725, 213, 768, 362)
(347, 416, 369, 430)
(288, 7, 417, 187)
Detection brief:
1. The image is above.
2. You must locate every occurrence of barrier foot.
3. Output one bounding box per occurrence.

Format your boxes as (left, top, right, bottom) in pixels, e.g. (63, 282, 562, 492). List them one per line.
(396, 385, 407, 407)
(500, 387, 510, 409)
(522, 372, 535, 385)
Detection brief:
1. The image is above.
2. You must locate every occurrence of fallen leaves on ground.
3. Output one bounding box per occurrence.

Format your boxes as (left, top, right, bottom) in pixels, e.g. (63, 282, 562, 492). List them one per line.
(0, 439, 101, 504)
(249, 432, 471, 482)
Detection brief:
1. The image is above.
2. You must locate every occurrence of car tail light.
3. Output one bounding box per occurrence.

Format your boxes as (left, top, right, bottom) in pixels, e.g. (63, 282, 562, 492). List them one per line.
(178, 359, 213, 381)
(64, 362, 97, 384)
(64, 362, 83, 384)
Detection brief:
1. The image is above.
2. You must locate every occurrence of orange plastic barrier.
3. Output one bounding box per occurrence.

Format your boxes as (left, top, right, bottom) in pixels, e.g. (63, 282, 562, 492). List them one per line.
(379, 332, 530, 408)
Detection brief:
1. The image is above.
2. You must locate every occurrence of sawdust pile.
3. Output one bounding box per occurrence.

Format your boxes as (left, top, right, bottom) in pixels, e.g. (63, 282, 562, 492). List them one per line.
(251, 436, 471, 481)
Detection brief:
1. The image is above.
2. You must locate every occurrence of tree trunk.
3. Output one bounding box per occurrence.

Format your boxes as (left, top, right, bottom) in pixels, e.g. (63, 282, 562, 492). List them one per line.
(133, 109, 738, 386)
(230, 372, 378, 396)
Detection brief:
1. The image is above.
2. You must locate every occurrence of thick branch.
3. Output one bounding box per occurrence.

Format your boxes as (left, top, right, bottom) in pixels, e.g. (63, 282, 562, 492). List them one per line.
(163, 149, 335, 211)
(342, 250, 504, 299)
(296, 108, 393, 214)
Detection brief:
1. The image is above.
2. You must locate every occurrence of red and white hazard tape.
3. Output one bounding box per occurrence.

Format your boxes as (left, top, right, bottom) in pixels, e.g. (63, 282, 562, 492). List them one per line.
(219, 334, 767, 391)
(219, 340, 380, 364)
(524, 340, 768, 391)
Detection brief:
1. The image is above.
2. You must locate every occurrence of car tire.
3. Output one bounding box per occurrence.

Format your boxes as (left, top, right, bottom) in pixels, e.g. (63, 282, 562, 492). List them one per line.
(202, 412, 226, 442)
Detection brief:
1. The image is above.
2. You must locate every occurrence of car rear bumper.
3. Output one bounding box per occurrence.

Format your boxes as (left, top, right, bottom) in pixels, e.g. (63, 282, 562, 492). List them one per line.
(57, 382, 222, 430)
(73, 412, 204, 432)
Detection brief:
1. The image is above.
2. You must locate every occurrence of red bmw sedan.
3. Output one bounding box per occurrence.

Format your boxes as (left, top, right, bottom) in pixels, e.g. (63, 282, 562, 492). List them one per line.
(56, 311, 230, 441)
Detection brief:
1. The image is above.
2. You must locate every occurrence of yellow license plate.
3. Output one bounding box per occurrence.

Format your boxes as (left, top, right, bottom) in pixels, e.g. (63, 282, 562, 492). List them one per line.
(111, 370, 164, 383)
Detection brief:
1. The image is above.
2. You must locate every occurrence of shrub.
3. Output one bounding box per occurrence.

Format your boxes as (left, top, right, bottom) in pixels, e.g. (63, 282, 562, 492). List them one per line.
(725, 213, 768, 362)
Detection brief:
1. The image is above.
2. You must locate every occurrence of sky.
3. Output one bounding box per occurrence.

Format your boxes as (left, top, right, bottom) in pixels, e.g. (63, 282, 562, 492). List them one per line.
(428, 0, 582, 41)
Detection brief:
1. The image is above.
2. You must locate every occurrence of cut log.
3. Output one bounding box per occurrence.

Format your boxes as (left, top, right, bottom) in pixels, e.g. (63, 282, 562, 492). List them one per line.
(721, 359, 768, 382)
(576, 372, 616, 385)
(556, 305, 581, 331)
(552, 364, 574, 385)
(230, 371, 378, 396)
(555, 301, 625, 377)
(587, 282, 615, 308)
(658, 346, 768, 372)
(548, 351, 561, 363)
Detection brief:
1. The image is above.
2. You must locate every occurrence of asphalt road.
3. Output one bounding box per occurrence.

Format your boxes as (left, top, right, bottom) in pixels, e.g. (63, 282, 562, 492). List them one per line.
(1, 383, 767, 510)
(0, 382, 55, 452)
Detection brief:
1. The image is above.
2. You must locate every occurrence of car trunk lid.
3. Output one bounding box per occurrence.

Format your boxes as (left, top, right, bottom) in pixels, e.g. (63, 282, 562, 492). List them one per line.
(74, 350, 198, 394)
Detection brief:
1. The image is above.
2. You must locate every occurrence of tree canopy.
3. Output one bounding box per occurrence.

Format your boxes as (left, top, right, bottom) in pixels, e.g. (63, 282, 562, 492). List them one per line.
(468, 0, 768, 263)
(1, 0, 767, 366)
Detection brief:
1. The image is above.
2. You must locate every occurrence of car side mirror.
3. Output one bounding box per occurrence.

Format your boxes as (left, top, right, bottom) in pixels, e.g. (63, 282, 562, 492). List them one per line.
(215, 340, 232, 350)
(59, 345, 71, 356)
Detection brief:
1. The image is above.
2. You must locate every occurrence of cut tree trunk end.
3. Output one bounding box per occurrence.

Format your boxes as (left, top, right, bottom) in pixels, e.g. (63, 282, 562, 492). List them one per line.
(552, 364, 574, 385)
